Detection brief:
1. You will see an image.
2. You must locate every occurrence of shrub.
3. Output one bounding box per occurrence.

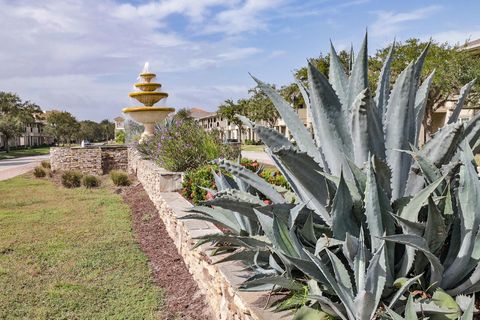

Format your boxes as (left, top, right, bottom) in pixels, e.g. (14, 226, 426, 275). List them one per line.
(61, 171, 82, 188)
(82, 175, 100, 188)
(110, 170, 130, 186)
(182, 164, 217, 205)
(137, 119, 239, 172)
(115, 130, 125, 144)
(186, 34, 480, 319)
(40, 160, 51, 169)
(33, 166, 46, 178)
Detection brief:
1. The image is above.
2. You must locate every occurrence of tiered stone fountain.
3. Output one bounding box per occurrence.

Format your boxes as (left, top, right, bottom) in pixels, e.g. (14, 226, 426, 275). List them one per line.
(123, 63, 174, 142)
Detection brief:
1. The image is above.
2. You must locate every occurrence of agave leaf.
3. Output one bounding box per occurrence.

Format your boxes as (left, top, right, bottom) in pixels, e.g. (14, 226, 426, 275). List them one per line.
(315, 236, 344, 255)
(304, 250, 356, 319)
(194, 233, 270, 250)
(271, 147, 331, 224)
(346, 32, 368, 114)
(326, 250, 355, 299)
(362, 244, 387, 320)
(431, 288, 462, 318)
(420, 122, 464, 166)
(300, 213, 317, 245)
(215, 159, 285, 204)
(382, 234, 444, 286)
(292, 306, 333, 320)
(413, 42, 430, 86)
(388, 273, 423, 308)
(448, 79, 476, 124)
(384, 305, 406, 320)
(184, 206, 244, 233)
(414, 70, 435, 145)
(384, 60, 416, 200)
(252, 76, 323, 164)
(241, 274, 304, 291)
(331, 171, 358, 240)
(459, 294, 475, 320)
(390, 213, 425, 236)
(404, 146, 445, 196)
(214, 249, 267, 265)
(307, 61, 353, 176)
(399, 176, 444, 222)
(375, 40, 395, 121)
(254, 125, 294, 150)
(464, 112, 480, 151)
(442, 143, 480, 288)
(212, 169, 235, 191)
(329, 41, 348, 107)
(273, 216, 301, 258)
(353, 229, 369, 295)
(351, 89, 386, 166)
(424, 197, 447, 254)
(234, 114, 255, 129)
(405, 295, 418, 320)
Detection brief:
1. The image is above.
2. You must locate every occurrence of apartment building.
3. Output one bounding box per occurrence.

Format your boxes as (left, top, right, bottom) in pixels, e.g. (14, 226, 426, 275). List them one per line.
(0, 119, 53, 149)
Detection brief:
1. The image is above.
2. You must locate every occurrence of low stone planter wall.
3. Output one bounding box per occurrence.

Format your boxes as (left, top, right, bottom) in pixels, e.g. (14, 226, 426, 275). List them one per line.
(50, 146, 128, 175)
(128, 148, 291, 320)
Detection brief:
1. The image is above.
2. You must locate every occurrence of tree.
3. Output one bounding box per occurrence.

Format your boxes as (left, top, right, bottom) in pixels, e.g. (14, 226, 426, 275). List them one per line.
(244, 87, 279, 128)
(369, 38, 480, 138)
(78, 120, 101, 142)
(45, 111, 80, 145)
(99, 119, 115, 142)
(0, 92, 41, 152)
(217, 99, 247, 142)
(174, 108, 193, 122)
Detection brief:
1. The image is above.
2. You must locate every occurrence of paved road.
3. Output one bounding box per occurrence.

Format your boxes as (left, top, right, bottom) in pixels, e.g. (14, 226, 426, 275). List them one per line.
(241, 150, 274, 166)
(0, 154, 50, 181)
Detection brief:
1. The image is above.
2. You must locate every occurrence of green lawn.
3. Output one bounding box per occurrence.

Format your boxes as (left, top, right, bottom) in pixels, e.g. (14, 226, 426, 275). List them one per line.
(241, 144, 265, 152)
(0, 147, 50, 160)
(0, 175, 164, 319)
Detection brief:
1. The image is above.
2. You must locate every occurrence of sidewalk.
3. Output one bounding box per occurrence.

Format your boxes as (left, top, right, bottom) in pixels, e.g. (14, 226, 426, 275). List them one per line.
(0, 154, 50, 181)
(241, 150, 274, 166)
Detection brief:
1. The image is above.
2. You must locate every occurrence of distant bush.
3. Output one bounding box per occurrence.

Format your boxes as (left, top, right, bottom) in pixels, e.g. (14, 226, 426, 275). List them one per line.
(33, 166, 46, 178)
(115, 130, 125, 144)
(110, 170, 130, 186)
(82, 175, 100, 189)
(61, 171, 82, 188)
(244, 139, 262, 145)
(182, 164, 217, 205)
(40, 160, 51, 169)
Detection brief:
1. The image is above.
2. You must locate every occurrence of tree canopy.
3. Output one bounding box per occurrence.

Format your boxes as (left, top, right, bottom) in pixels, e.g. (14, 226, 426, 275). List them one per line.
(0, 92, 42, 151)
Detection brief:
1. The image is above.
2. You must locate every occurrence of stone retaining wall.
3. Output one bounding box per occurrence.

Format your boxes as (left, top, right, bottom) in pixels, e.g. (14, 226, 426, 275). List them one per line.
(50, 146, 128, 175)
(128, 148, 291, 320)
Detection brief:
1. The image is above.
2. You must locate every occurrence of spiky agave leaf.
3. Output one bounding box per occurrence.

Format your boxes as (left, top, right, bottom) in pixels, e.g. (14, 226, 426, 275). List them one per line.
(448, 79, 476, 124)
(374, 40, 395, 121)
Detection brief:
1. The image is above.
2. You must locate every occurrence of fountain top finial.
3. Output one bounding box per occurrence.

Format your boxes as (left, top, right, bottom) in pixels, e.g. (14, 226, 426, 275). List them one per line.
(142, 61, 150, 74)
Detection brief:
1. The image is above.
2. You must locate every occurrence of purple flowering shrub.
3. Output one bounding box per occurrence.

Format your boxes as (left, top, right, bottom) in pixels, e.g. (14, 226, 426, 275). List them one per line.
(137, 120, 239, 172)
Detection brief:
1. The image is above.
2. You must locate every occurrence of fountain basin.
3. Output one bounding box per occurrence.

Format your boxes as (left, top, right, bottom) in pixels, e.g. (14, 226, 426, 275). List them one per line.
(129, 91, 168, 106)
(122, 106, 175, 142)
(139, 72, 156, 83)
(134, 82, 161, 92)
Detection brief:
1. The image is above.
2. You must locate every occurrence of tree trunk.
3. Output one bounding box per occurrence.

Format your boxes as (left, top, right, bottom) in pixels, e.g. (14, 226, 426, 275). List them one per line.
(5, 137, 9, 153)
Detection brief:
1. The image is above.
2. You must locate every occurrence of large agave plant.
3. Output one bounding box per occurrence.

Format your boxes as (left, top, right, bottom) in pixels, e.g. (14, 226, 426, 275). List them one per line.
(185, 34, 480, 319)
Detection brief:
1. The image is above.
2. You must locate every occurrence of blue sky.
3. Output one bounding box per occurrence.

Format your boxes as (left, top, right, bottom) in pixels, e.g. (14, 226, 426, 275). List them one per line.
(0, 0, 479, 121)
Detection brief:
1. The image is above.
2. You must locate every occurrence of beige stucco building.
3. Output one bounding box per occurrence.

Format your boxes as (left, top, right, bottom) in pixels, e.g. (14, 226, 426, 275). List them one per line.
(0, 119, 53, 150)
(195, 106, 310, 143)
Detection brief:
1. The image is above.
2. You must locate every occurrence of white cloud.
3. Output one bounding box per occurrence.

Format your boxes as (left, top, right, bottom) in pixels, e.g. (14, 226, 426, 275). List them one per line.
(203, 0, 283, 34)
(429, 30, 480, 46)
(371, 5, 441, 38)
(0, 0, 266, 120)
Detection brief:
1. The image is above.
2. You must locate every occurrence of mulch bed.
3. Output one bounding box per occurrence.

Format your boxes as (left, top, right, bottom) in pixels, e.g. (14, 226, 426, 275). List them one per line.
(122, 182, 211, 319)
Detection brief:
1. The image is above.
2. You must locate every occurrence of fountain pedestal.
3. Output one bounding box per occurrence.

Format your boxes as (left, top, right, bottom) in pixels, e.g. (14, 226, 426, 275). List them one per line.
(122, 65, 174, 142)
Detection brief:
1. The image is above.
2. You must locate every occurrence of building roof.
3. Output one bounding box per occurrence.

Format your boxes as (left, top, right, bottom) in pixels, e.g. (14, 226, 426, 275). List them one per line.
(189, 107, 215, 119)
(114, 116, 125, 121)
(463, 38, 480, 54)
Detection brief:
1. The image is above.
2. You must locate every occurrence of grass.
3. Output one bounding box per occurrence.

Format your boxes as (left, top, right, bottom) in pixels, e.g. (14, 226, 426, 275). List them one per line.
(0, 175, 164, 319)
(241, 144, 265, 152)
(0, 147, 50, 160)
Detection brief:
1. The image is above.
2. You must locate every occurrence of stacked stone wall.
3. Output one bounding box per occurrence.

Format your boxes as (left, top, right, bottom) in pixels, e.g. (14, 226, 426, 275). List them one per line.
(50, 146, 128, 175)
(128, 148, 291, 320)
